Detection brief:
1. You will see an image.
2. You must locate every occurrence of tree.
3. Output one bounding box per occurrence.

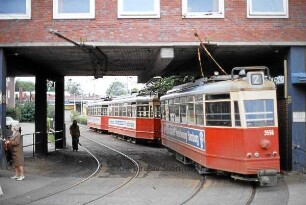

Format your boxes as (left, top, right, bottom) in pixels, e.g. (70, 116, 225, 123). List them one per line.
(17, 101, 35, 122)
(143, 76, 194, 95)
(15, 80, 35, 92)
(106, 81, 127, 97)
(130, 87, 139, 93)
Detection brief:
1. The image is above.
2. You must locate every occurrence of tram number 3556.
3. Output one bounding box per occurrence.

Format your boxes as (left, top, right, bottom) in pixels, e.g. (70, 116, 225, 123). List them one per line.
(264, 130, 274, 136)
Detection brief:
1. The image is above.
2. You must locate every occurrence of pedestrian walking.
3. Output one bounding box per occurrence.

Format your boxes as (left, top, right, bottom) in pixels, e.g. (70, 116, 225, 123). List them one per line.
(5, 124, 25, 181)
(70, 120, 80, 151)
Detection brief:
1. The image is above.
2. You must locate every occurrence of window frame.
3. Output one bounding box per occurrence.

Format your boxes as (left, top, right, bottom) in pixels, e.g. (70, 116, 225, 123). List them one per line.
(117, 0, 160, 19)
(247, 0, 289, 18)
(182, 0, 224, 19)
(53, 0, 95, 19)
(0, 0, 31, 20)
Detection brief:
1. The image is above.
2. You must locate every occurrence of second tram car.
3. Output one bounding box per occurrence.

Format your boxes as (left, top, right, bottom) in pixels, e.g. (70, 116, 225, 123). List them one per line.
(160, 67, 280, 186)
(108, 93, 161, 143)
(87, 100, 109, 133)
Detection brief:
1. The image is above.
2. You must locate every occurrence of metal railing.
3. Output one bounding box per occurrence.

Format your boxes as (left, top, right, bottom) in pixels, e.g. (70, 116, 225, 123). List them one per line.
(22, 130, 63, 157)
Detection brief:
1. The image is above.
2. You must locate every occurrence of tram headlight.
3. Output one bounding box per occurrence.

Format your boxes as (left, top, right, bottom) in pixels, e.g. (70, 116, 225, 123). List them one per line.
(260, 139, 271, 149)
(272, 151, 278, 157)
(254, 152, 260, 158)
(247, 153, 252, 158)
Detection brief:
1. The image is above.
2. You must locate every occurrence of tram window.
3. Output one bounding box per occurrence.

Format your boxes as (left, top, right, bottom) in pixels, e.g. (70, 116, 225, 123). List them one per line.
(187, 96, 194, 103)
(109, 106, 113, 116)
(101, 108, 108, 116)
(195, 96, 204, 125)
(206, 102, 231, 126)
(115, 106, 119, 116)
(119, 104, 123, 116)
(132, 105, 137, 117)
(180, 104, 186, 123)
(180, 97, 186, 104)
(161, 101, 166, 120)
(244, 99, 274, 127)
(174, 104, 180, 122)
(155, 105, 161, 118)
(137, 105, 149, 117)
(122, 106, 127, 117)
(165, 101, 170, 121)
(150, 105, 153, 117)
(169, 103, 175, 122)
(187, 102, 195, 124)
(206, 94, 230, 100)
(234, 101, 241, 126)
(127, 105, 132, 117)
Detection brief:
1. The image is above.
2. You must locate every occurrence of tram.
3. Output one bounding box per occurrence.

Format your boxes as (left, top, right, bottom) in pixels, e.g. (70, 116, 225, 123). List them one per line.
(160, 66, 280, 186)
(87, 100, 110, 133)
(108, 93, 161, 143)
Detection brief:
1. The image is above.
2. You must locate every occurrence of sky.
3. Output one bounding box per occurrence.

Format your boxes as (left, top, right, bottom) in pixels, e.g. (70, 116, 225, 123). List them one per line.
(15, 76, 145, 96)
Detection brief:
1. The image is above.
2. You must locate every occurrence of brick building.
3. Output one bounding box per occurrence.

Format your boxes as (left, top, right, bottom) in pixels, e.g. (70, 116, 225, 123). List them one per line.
(0, 0, 306, 169)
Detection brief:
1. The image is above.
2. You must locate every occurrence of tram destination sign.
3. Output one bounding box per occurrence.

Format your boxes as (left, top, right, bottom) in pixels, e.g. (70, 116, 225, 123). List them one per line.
(163, 123, 205, 150)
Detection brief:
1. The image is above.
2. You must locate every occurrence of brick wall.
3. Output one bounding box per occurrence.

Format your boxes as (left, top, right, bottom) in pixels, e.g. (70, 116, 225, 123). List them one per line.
(0, 0, 305, 44)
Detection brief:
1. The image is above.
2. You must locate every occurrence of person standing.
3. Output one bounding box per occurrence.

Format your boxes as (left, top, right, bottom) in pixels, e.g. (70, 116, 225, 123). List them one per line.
(5, 124, 25, 181)
(70, 120, 80, 151)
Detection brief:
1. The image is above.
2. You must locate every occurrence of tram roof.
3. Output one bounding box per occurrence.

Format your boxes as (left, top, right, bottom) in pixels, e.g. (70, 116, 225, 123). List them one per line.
(88, 93, 159, 106)
(161, 77, 276, 100)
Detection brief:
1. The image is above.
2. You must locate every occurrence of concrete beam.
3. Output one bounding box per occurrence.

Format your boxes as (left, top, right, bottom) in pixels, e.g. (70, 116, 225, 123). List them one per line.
(139, 47, 174, 83)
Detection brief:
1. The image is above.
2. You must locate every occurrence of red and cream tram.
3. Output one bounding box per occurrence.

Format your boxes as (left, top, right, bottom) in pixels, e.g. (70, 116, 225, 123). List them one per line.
(87, 100, 110, 133)
(160, 67, 280, 186)
(108, 93, 161, 143)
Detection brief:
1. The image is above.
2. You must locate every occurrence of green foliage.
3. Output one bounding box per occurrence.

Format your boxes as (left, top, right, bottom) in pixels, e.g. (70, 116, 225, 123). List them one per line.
(66, 80, 81, 95)
(18, 101, 35, 122)
(70, 111, 87, 125)
(106, 81, 127, 97)
(130, 87, 139, 93)
(15, 80, 35, 92)
(47, 105, 55, 119)
(47, 117, 53, 132)
(144, 76, 194, 95)
(6, 107, 21, 120)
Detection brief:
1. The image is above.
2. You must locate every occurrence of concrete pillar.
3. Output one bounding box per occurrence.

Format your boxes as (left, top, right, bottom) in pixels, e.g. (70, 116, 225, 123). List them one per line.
(287, 46, 306, 170)
(35, 76, 48, 155)
(0, 49, 7, 168)
(55, 76, 66, 149)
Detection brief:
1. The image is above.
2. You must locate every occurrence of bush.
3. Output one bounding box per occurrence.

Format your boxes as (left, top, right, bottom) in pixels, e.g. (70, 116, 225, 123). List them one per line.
(70, 111, 87, 125)
(18, 101, 35, 122)
(6, 107, 21, 120)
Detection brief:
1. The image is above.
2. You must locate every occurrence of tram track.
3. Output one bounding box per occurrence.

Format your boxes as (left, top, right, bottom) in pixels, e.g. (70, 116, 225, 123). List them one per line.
(178, 176, 205, 205)
(1, 131, 139, 205)
(81, 135, 140, 204)
(245, 183, 257, 205)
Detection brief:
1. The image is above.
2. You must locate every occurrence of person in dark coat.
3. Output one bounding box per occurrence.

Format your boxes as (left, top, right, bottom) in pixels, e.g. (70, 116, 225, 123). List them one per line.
(70, 120, 80, 151)
(5, 124, 25, 181)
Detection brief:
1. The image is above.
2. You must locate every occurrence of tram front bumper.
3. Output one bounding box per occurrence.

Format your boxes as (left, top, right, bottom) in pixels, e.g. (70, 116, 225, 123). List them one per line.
(258, 169, 278, 186)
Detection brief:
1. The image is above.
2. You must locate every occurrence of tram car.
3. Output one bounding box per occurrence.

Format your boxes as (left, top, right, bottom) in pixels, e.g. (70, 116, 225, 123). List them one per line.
(87, 100, 110, 133)
(160, 66, 280, 186)
(108, 92, 161, 143)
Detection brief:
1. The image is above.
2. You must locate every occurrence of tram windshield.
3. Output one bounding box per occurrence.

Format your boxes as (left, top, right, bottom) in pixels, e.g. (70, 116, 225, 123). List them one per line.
(244, 99, 274, 127)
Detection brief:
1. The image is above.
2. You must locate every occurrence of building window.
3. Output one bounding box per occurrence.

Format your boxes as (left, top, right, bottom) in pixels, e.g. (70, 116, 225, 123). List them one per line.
(53, 0, 95, 19)
(182, 0, 224, 18)
(0, 0, 31, 19)
(247, 0, 288, 18)
(118, 0, 160, 18)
